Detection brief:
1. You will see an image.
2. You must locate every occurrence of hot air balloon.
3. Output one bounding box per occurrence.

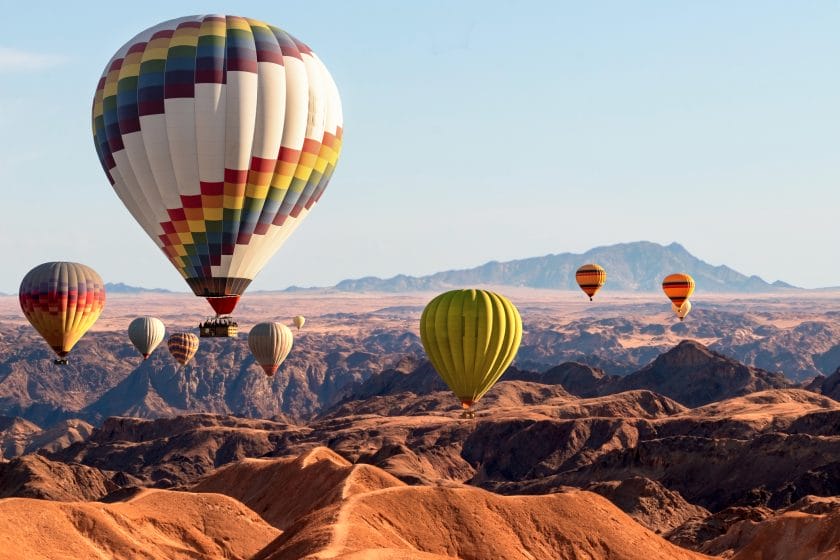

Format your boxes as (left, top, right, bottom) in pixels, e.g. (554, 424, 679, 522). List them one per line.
(662, 273, 695, 309)
(91, 15, 343, 332)
(419, 289, 523, 419)
(292, 315, 305, 330)
(168, 332, 199, 366)
(19, 262, 106, 365)
(575, 264, 606, 301)
(128, 316, 166, 359)
(671, 300, 692, 321)
(248, 322, 294, 376)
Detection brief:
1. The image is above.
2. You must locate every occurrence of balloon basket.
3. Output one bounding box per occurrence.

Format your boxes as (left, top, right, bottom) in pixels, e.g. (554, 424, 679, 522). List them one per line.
(199, 317, 239, 338)
(53, 358, 68, 366)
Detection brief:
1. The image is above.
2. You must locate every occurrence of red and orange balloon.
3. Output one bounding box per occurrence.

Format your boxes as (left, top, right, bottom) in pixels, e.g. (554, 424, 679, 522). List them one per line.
(19, 262, 106, 360)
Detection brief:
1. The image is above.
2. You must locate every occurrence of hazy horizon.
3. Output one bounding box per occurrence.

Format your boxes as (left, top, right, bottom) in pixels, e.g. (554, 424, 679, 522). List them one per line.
(0, 239, 832, 294)
(2, 1, 838, 293)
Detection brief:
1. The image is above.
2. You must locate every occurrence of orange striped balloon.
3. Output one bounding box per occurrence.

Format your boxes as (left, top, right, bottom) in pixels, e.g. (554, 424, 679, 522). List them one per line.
(19, 262, 106, 361)
(575, 264, 607, 301)
(662, 273, 695, 308)
(168, 332, 199, 366)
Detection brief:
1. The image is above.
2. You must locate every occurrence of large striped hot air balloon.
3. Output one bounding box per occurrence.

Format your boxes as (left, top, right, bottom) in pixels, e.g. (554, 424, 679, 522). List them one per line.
(19, 262, 106, 364)
(248, 322, 294, 376)
(92, 15, 343, 317)
(419, 289, 523, 418)
(575, 264, 607, 301)
(168, 332, 199, 366)
(662, 273, 695, 308)
(128, 316, 166, 359)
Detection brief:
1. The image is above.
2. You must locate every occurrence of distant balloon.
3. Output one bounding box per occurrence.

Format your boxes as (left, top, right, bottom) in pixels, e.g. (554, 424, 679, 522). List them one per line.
(128, 317, 166, 359)
(576, 264, 607, 301)
(671, 300, 692, 321)
(292, 315, 306, 330)
(419, 289, 522, 418)
(248, 322, 294, 376)
(662, 273, 695, 309)
(19, 262, 106, 362)
(91, 15, 343, 317)
(168, 332, 199, 366)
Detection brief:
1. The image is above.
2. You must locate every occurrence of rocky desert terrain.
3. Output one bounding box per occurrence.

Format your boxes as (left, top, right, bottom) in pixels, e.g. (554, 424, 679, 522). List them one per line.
(3, 291, 840, 558)
(2, 289, 840, 427)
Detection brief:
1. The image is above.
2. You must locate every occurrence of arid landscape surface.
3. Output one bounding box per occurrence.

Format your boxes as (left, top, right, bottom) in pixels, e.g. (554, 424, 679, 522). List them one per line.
(3, 290, 840, 558)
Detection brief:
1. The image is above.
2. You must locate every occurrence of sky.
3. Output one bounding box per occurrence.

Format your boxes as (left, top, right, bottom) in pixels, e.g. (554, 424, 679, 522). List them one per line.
(1, 1, 839, 293)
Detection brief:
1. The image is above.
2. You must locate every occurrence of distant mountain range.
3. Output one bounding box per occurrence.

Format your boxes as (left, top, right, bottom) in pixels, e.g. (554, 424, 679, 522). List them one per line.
(35, 242, 799, 296)
(105, 282, 172, 294)
(327, 241, 799, 293)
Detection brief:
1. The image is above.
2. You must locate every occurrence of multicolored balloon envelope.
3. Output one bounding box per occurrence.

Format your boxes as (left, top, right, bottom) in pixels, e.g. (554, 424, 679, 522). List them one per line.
(671, 300, 692, 321)
(292, 315, 305, 330)
(662, 273, 695, 308)
(248, 322, 294, 376)
(128, 316, 166, 359)
(19, 262, 106, 361)
(575, 264, 607, 301)
(419, 289, 523, 417)
(168, 332, 199, 366)
(92, 15, 343, 316)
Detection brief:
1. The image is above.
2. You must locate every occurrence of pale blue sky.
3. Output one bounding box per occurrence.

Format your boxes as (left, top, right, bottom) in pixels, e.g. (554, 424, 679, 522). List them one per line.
(1, 1, 838, 292)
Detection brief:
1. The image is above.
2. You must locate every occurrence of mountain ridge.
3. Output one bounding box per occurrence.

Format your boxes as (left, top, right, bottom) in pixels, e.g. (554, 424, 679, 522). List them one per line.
(328, 340, 792, 413)
(325, 241, 799, 293)
(104, 282, 173, 294)
(49, 242, 806, 294)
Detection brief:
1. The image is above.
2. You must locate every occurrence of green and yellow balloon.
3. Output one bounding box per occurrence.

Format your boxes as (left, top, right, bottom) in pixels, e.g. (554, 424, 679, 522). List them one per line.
(420, 289, 523, 418)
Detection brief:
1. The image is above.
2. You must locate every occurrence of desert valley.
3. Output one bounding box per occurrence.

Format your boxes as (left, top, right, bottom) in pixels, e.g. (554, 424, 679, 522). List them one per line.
(3, 279, 840, 559)
(3, 3, 838, 558)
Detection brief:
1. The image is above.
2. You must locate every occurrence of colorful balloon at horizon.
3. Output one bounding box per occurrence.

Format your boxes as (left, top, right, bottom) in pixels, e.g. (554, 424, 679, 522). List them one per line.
(575, 264, 607, 301)
(293, 315, 305, 330)
(128, 317, 166, 359)
(168, 332, 199, 366)
(419, 289, 523, 419)
(19, 263, 106, 364)
(248, 322, 294, 376)
(671, 301, 692, 321)
(662, 273, 695, 320)
(92, 15, 343, 317)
